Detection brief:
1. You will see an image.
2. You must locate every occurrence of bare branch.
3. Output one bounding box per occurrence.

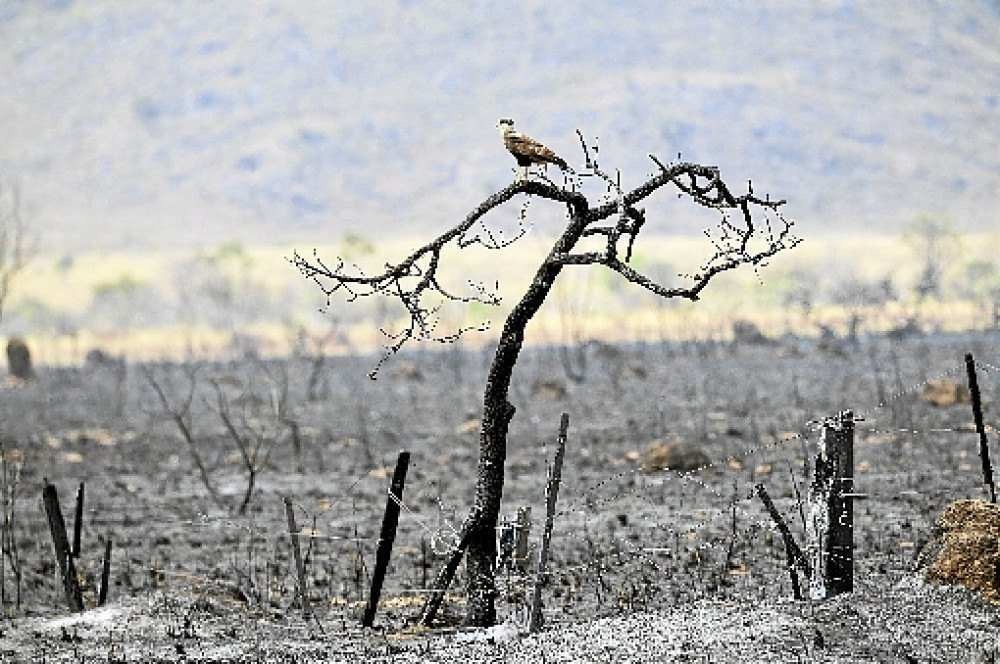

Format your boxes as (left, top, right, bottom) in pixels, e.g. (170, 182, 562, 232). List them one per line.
(291, 181, 587, 377)
(560, 156, 801, 301)
(142, 366, 228, 513)
(210, 380, 252, 470)
(295, 147, 797, 381)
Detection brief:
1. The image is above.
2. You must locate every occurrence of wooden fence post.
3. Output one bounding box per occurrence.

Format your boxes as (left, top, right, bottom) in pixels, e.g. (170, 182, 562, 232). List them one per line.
(42, 480, 84, 612)
(72, 482, 84, 559)
(965, 353, 996, 504)
(98, 537, 112, 607)
(807, 411, 858, 599)
(828, 410, 854, 595)
(755, 483, 809, 600)
(362, 450, 410, 628)
(514, 506, 532, 576)
(283, 496, 311, 617)
(528, 413, 569, 633)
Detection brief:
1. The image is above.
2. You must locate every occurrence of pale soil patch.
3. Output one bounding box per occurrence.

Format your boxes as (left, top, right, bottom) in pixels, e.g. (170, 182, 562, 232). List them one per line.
(3, 572, 998, 663)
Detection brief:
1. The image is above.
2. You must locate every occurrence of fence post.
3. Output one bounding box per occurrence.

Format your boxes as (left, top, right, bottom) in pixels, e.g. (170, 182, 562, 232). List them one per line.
(528, 413, 569, 633)
(362, 450, 410, 628)
(755, 483, 809, 599)
(72, 482, 84, 559)
(98, 537, 112, 607)
(514, 506, 532, 576)
(41, 481, 84, 612)
(807, 410, 856, 598)
(965, 353, 996, 504)
(283, 496, 311, 617)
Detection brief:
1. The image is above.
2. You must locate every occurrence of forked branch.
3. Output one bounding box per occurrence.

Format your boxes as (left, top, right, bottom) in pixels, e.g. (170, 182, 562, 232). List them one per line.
(293, 140, 797, 380)
(291, 182, 588, 378)
(142, 366, 227, 513)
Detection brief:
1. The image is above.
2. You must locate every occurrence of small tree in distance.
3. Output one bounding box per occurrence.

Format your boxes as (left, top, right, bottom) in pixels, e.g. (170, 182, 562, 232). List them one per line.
(291, 129, 801, 627)
(0, 180, 34, 322)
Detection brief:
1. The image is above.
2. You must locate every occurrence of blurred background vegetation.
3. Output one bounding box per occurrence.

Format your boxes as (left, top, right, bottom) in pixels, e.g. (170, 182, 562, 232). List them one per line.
(2, 221, 997, 367)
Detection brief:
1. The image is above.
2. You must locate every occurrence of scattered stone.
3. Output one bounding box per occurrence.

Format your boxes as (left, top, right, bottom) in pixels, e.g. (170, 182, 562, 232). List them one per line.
(392, 361, 423, 381)
(84, 348, 117, 368)
(640, 440, 710, 473)
(915, 499, 1000, 604)
(531, 378, 567, 400)
(920, 379, 970, 407)
(626, 364, 648, 380)
(5, 337, 34, 380)
(368, 466, 393, 480)
(457, 418, 481, 435)
(83, 348, 114, 367)
(731, 320, 771, 345)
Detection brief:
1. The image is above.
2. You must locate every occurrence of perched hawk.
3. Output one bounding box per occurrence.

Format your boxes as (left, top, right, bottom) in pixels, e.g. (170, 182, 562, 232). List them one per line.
(497, 118, 569, 180)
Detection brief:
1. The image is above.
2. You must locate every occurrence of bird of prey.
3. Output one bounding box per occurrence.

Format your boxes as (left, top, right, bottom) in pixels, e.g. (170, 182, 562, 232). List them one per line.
(497, 118, 570, 180)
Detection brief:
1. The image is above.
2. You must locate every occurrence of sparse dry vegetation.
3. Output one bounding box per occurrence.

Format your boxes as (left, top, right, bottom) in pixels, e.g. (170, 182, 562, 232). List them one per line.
(0, 328, 998, 661)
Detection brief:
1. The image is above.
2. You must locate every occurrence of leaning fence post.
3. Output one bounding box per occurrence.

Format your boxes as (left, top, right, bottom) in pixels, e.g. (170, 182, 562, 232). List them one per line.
(965, 353, 996, 504)
(283, 496, 311, 617)
(72, 482, 84, 559)
(42, 480, 84, 612)
(362, 450, 410, 628)
(528, 413, 569, 633)
(807, 410, 857, 599)
(514, 506, 532, 576)
(98, 537, 112, 607)
(755, 483, 809, 600)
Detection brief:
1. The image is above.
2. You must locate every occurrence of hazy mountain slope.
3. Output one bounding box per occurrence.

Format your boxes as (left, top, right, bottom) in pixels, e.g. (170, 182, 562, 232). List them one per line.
(0, 0, 997, 251)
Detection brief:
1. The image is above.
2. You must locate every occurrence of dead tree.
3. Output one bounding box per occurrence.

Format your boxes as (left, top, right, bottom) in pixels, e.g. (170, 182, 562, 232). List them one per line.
(145, 363, 289, 516)
(142, 365, 228, 513)
(292, 131, 800, 627)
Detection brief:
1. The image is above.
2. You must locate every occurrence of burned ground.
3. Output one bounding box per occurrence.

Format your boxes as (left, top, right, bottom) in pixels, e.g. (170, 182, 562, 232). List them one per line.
(1, 331, 999, 662)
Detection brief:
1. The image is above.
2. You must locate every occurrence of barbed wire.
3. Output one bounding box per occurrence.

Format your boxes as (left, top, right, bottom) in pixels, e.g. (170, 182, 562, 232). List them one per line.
(853, 360, 967, 422)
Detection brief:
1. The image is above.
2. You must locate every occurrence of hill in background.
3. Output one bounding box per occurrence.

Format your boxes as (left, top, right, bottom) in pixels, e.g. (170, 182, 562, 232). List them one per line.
(0, 0, 997, 253)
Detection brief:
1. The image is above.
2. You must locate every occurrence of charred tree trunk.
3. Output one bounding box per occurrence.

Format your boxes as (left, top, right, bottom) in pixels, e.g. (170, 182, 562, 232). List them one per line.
(467, 232, 578, 623)
(424, 197, 589, 626)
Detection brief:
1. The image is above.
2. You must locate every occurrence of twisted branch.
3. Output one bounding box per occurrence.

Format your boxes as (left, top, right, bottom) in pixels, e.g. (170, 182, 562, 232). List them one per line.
(293, 133, 799, 379)
(291, 182, 587, 378)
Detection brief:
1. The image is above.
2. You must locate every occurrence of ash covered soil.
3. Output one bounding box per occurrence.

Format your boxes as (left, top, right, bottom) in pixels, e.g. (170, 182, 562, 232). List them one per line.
(1, 332, 999, 662)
